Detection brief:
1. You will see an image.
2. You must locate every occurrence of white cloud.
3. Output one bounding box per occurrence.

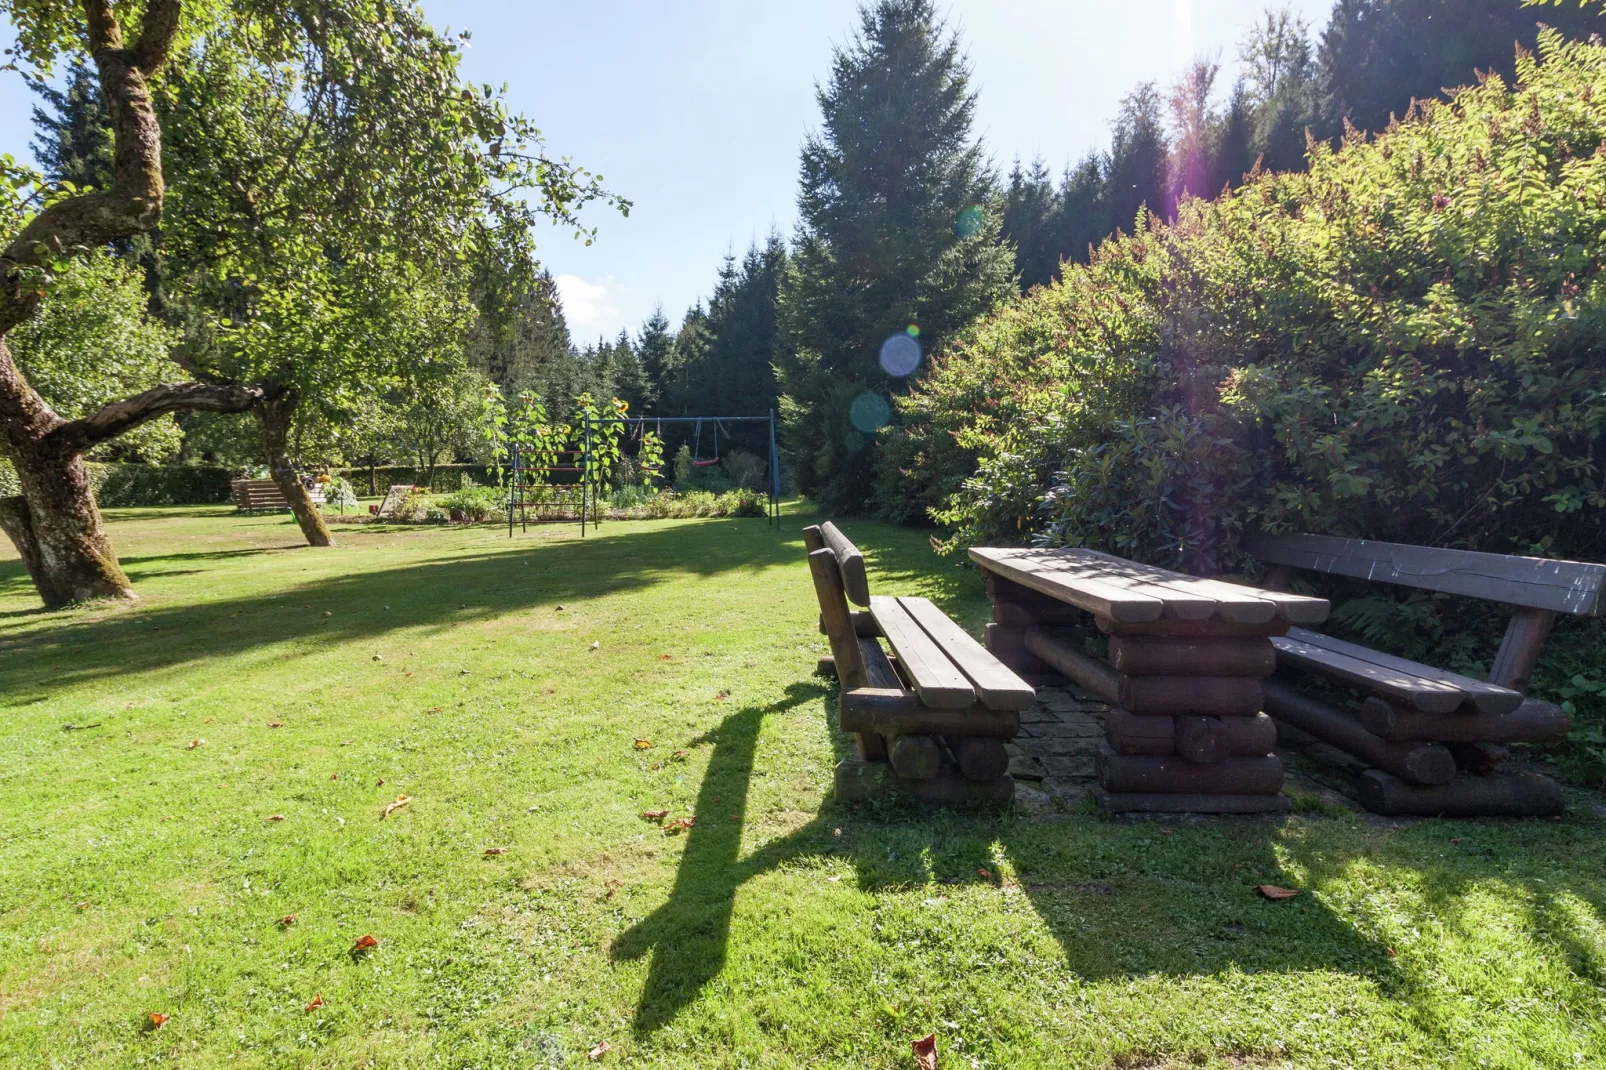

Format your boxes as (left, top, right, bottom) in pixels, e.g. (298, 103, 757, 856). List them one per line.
(554, 274, 621, 336)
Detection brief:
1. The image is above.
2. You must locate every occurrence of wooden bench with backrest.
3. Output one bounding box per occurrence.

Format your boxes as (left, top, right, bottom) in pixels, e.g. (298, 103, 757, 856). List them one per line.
(376, 484, 417, 518)
(232, 478, 324, 513)
(804, 522, 1036, 805)
(1248, 532, 1605, 815)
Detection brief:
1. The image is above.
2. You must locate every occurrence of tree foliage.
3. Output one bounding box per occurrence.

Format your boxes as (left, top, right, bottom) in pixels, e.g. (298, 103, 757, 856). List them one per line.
(900, 30, 1606, 573)
(775, 0, 1015, 514)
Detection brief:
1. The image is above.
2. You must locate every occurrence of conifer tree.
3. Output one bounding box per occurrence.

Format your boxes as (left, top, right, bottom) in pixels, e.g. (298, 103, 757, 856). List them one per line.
(1003, 158, 1060, 291)
(776, 0, 1015, 513)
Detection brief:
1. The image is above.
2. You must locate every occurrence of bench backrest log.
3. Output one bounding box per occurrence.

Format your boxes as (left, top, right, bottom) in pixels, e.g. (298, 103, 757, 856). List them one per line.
(1249, 531, 1606, 692)
(804, 523, 870, 688)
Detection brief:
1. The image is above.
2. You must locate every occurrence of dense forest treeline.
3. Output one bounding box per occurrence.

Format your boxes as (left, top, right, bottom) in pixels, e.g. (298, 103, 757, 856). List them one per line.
(19, 0, 1593, 491)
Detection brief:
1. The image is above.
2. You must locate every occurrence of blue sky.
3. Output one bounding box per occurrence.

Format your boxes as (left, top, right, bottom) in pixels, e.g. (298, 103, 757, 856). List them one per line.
(1, 1, 1333, 342)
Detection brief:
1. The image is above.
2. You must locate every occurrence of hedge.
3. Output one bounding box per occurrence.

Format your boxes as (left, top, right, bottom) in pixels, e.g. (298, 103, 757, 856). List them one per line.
(89, 464, 236, 507)
(333, 464, 501, 495)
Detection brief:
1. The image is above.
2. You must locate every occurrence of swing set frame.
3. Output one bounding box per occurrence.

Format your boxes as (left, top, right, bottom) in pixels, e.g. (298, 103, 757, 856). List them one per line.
(506, 409, 782, 536)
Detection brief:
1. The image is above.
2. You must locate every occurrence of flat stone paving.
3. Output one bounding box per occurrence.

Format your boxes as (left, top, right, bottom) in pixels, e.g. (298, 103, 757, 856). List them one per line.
(1006, 683, 1361, 815)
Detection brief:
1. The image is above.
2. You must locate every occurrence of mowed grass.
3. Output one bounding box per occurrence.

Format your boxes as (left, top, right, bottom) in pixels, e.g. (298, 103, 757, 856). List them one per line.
(1, 506, 1604, 1069)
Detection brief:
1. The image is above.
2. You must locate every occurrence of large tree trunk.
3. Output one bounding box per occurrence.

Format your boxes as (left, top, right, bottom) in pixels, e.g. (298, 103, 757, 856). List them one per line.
(0, 450, 133, 608)
(255, 390, 334, 547)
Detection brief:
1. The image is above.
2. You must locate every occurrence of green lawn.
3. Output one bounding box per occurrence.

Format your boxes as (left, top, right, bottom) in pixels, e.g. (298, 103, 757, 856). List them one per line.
(1, 506, 1603, 1069)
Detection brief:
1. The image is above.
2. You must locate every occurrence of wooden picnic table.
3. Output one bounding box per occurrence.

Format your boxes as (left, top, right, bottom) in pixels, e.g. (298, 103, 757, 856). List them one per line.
(968, 546, 1331, 814)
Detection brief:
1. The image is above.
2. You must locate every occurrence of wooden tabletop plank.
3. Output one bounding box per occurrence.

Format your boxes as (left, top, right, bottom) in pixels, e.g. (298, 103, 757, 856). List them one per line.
(1027, 551, 1219, 620)
(968, 547, 1166, 623)
(1070, 549, 1282, 624)
(869, 596, 976, 709)
(896, 596, 1036, 711)
(1283, 627, 1522, 715)
(1271, 634, 1466, 713)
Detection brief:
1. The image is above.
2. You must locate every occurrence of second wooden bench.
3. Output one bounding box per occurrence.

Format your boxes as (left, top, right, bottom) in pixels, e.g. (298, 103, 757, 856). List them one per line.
(806, 522, 1036, 805)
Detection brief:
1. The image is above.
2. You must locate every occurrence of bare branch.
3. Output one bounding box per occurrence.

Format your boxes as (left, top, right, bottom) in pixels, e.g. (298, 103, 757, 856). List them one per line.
(47, 380, 280, 454)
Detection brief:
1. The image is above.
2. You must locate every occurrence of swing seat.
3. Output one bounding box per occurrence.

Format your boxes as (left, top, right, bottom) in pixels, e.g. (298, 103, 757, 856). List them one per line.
(692, 457, 721, 467)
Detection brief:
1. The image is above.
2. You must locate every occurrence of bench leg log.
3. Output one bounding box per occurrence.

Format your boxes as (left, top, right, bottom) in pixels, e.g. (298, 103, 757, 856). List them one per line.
(1356, 769, 1564, 817)
(948, 736, 1010, 781)
(834, 759, 1013, 806)
(1264, 681, 1457, 787)
(1357, 696, 1568, 744)
(1093, 787, 1293, 814)
(1095, 745, 1284, 795)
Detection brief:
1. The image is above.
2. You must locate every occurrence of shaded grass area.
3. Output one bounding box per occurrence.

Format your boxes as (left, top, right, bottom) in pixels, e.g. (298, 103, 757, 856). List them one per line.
(0, 506, 1603, 1068)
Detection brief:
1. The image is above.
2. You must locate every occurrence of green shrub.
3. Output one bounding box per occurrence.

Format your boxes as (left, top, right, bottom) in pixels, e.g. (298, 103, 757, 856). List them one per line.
(439, 485, 504, 523)
(889, 31, 1606, 775)
(899, 30, 1606, 571)
(721, 449, 768, 491)
(86, 464, 236, 507)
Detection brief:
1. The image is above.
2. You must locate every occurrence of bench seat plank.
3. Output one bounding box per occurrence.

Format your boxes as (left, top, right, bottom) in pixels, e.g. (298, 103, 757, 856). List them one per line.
(969, 547, 1166, 623)
(896, 596, 1036, 710)
(1271, 632, 1467, 713)
(869, 597, 976, 709)
(1282, 628, 1522, 715)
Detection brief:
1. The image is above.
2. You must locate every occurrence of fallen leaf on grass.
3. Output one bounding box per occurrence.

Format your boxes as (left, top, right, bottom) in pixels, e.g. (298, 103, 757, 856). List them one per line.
(380, 795, 410, 820)
(714, 690, 730, 701)
(75, 901, 91, 911)
(330, 772, 338, 781)
(1256, 884, 1299, 900)
(350, 934, 379, 955)
(590, 641, 600, 650)
(912, 1033, 937, 1069)
(427, 707, 442, 713)
(633, 738, 652, 750)
(977, 868, 992, 879)
(587, 1039, 611, 1061)
(340, 740, 354, 746)
(277, 914, 297, 928)
(662, 817, 695, 835)
(267, 721, 284, 728)
(305, 993, 324, 1011)
(604, 879, 623, 898)
(1386, 947, 1398, 958)
(371, 654, 383, 662)
(671, 749, 690, 760)
(1450, 837, 1463, 844)
(145, 1012, 168, 1031)
(659, 654, 672, 661)
(641, 808, 670, 821)
(186, 739, 204, 750)
(268, 814, 285, 822)
(483, 847, 508, 857)
(376, 778, 384, 786)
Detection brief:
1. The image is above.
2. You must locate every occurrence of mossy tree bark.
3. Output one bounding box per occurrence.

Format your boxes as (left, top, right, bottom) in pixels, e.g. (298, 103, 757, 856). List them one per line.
(0, 2, 274, 607)
(255, 389, 334, 547)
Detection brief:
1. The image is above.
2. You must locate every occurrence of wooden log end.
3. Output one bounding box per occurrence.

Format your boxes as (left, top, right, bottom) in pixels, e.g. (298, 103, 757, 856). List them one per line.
(816, 655, 837, 679)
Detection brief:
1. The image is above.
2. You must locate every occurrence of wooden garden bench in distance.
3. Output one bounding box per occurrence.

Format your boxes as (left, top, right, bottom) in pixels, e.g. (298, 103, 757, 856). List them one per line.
(805, 522, 1035, 805)
(1249, 532, 1605, 816)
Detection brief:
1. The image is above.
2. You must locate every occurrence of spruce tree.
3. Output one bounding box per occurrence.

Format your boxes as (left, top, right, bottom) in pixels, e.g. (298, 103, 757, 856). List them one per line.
(776, 0, 1016, 514)
(1002, 158, 1061, 290)
(30, 58, 115, 191)
(1104, 83, 1170, 236)
(635, 306, 673, 409)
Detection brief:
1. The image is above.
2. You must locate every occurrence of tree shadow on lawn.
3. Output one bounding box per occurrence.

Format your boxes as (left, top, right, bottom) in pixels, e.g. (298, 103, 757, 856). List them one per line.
(612, 681, 1606, 1041)
(613, 685, 1397, 1037)
(0, 517, 809, 691)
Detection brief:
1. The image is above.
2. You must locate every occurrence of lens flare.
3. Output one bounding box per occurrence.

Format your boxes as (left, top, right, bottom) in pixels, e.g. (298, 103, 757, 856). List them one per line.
(879, 333, 921, 377)
(848, 392, 892, 434)
(956, 205, 984, 238)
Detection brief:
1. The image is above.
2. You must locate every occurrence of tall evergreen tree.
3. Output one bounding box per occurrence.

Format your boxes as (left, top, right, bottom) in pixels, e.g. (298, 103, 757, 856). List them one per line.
(1002, 157, 1060, 290)
(1317, 0, 1599, 139)
(1103, 83, 1170, 236)
(1240, 9, 1320, 174)
(29, 58, 115, 192)
(776, 0, 1016, 513)
(634, 305, 673, 409)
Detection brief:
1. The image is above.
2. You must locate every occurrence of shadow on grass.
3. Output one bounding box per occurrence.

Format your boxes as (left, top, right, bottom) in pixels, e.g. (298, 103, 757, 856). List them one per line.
(0, 516, 805, 690)
(613, 675, 1606, 1040)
